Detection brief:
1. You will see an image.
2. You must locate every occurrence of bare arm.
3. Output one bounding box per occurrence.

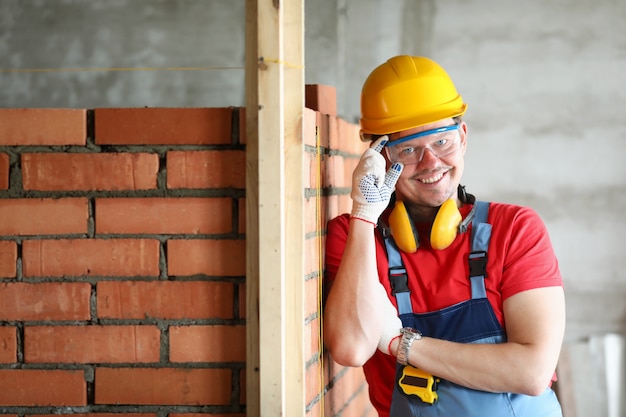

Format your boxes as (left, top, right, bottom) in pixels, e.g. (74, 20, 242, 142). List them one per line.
(392, 286, 565, 395)
(324, 218, 388, 366)
(324, 136, 402, 367)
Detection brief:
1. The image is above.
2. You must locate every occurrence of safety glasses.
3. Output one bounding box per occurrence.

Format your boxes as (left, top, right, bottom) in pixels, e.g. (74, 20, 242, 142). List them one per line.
(384, 124, 461, 165)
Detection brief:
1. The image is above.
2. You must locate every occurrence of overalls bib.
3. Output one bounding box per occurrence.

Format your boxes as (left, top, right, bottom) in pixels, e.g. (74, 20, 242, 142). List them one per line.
(382, 201, 563, 417)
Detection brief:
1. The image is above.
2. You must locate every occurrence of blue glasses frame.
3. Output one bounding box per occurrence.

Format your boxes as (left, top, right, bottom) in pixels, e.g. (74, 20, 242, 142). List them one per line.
(385, 124, 460, 148)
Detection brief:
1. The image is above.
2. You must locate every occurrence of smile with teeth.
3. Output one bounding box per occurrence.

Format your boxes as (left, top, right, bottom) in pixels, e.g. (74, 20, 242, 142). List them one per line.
(419, 172, 445, 184)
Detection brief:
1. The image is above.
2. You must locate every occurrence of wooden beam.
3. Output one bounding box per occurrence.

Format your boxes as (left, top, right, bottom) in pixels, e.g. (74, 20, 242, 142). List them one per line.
(244, 0, 261, 415)
(245, 0, 304, 416)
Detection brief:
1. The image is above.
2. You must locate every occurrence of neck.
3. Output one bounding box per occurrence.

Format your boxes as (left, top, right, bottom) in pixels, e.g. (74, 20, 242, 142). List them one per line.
(405, 197, 461, 223)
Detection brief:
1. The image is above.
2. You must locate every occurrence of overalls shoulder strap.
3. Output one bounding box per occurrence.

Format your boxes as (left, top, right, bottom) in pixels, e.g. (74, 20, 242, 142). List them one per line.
(382, 234, 413, 315)
(468, 201, 491, 299)
(381, 201, 492, 314)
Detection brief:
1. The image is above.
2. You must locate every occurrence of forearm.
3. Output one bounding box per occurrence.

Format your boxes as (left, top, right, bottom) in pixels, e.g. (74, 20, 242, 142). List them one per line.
(402, 337, 557, 395)
(391, 287, 565, 395)
(324, 219, 385, 366)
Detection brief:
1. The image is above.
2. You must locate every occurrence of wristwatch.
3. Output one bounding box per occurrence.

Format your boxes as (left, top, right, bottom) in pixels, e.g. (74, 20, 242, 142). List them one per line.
(397, 327, 422, 366)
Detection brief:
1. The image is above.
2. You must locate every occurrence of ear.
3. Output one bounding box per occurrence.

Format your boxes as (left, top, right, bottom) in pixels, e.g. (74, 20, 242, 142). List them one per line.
(458, 121, 468, 154)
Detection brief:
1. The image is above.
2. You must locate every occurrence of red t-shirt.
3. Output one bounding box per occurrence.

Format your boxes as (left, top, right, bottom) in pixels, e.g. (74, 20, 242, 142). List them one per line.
(324, 202, 563, 417)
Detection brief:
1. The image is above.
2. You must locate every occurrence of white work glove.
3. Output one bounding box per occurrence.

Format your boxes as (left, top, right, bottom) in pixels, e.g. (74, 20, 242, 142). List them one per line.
(375, 283, 403, 356)
(351, 136, 403, 224)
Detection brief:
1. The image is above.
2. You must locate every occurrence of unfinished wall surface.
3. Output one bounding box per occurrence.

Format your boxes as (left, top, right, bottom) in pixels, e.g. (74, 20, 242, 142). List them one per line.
(0, 91, 377, 415)
(0, 107, 247, 413)
(304, 86, 375, 417)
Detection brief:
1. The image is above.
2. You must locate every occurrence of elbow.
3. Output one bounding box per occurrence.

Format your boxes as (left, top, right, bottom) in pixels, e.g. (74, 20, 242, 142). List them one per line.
(325, 339, 375, 367)
(517, 370, 555, 397)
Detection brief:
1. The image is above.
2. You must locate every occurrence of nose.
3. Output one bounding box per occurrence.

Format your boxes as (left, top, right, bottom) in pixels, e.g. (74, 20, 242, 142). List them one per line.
(417, 146, 437, 164)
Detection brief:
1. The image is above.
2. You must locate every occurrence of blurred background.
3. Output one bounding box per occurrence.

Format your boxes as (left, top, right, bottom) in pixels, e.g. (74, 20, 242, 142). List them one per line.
(1, 0, 625, 415)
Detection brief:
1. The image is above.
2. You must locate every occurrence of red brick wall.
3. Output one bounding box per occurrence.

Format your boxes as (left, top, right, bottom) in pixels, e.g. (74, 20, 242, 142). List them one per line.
(0, 87, 374, 416)
(303, 86, 375, 417)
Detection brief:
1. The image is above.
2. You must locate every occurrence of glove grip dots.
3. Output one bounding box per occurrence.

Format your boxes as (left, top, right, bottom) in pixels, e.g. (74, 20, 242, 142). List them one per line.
(387, 187, 476, 253)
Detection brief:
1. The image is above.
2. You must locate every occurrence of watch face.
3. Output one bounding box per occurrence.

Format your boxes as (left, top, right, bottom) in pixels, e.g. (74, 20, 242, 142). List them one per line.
(401, 327, 420, 336)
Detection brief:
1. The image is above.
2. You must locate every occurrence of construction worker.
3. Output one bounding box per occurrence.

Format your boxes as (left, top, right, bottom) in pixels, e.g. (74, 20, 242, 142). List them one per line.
(324, 55, 565, 416)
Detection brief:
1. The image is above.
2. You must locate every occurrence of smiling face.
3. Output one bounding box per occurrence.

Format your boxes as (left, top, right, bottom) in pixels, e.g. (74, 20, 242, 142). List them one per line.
(386, 118, 468, 221)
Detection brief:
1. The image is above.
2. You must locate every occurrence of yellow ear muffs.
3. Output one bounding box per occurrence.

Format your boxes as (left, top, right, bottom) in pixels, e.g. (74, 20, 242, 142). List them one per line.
(430, 198, 462, 250)
(388, 201, 419, 253)
(388, 198, 465, 252)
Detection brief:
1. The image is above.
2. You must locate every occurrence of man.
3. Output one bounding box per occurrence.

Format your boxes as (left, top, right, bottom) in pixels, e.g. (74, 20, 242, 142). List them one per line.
(324, 55, 565, 416)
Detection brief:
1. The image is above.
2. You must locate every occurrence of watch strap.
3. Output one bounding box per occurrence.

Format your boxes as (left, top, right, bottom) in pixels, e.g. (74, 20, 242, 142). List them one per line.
(397, 327, 421, 366)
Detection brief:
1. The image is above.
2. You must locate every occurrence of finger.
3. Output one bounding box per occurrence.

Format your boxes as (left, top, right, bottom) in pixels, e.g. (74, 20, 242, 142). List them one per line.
(383, 162, 403, 190)
(371, 135, 389, 153)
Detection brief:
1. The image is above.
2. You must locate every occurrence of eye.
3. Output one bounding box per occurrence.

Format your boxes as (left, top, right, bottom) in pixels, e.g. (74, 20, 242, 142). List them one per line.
(399, 146, 416, 155)
(432, 138, 448, 148)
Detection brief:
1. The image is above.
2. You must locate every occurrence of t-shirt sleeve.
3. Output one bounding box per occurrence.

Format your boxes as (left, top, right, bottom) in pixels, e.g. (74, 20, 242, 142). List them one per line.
(324, 214, 351, 282)
(498, 205, 563, 301)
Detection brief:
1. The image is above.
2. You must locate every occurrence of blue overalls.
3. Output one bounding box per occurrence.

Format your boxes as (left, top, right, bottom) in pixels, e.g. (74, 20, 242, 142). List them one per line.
(382, 201, 563, 417)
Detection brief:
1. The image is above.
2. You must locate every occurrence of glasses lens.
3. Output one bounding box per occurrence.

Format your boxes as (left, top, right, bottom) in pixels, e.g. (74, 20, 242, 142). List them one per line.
(386, 132, 459, 165)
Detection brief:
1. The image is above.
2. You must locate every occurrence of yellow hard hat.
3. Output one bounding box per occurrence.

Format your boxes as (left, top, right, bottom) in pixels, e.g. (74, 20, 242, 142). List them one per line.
(360, 55, 467, 137)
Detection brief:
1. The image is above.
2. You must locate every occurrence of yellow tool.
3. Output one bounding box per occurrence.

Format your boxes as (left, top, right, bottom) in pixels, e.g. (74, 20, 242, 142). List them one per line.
(398, 366, 440, 404)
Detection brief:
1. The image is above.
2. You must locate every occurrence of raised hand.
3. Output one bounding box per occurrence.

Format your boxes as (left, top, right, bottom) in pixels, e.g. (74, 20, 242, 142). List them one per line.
(351, 136, 404, 224)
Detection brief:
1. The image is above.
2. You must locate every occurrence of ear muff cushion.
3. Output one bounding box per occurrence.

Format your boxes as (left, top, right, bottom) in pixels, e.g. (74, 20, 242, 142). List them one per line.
(388, 201, 419, 253)
(430, 198, 462, 250)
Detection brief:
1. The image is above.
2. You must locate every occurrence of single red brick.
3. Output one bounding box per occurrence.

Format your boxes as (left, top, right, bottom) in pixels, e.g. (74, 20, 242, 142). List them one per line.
(0, 282, 91, 321)
(0, 198, 88, 236)
(22, 238, 160, 278)
(315, 112, 330, 149)
(0, 369, 86, 406)
(94, 368, 231, 405)
(97, 281, 234, 320)
(0, 153, 9, 190)
(0, 241, 17, 278)
(170, 325, 245, 363)
(95, 197, 233, 235)
(326, 194, 352, 221)
(304, 196, 322, 236)
(305, 85, 337, 116)
(337, 117, 365, 155)
(166, 150, 246, 189)
(0, 109, 86, 146)
(24, 325, 160, 363)
(21, 153, 159, 191)
(167, 239, 245, 276)
(305, 236, 322, 278)
(305, 275, 320, 320)
(303, 108, 317, 147)
(0, 327, 16, 363)
(94, 108, 233, 145)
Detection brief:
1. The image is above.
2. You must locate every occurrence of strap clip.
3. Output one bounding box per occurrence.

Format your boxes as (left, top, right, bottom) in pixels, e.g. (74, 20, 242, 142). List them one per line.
(468, 250, 488, 277)
(389, 269, 409, 294)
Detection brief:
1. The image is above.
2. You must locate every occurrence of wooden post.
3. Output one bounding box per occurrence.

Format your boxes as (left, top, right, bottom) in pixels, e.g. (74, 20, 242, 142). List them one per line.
(245, 0, 304, 416)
